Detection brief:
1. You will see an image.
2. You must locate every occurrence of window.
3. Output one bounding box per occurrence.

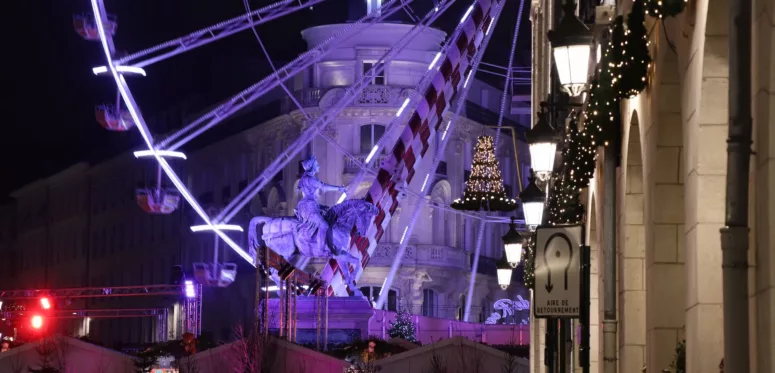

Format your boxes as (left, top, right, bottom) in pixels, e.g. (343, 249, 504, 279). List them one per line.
(359, 286, 398, 312)
(360, 124, 386, 154)
(422, 289, 438, 317)
(363, 62, 386, 85)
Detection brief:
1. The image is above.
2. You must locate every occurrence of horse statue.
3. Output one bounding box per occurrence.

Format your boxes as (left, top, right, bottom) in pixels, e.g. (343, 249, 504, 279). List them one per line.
(248, 198, 379, 297)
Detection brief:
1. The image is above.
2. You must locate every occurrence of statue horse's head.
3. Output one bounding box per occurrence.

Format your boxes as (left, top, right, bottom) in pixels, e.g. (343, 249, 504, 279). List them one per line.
(354, 200, 379, 236)
(328, 199, 379, 236)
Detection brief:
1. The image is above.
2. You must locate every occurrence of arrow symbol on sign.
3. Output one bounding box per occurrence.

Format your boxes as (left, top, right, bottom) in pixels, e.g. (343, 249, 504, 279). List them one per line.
(545, 273, 553, 293)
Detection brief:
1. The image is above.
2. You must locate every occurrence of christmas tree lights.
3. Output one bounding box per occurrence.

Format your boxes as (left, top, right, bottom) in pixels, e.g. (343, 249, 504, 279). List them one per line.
(585, 16, 624, 147)
(546, 172, 585, 226)
(563, 112, 596, 190)
(452, 136, 517, 212)
(646, 0, 687, 18)
(619, 0, 652, 98)
(387, 307, 417, 343)
(522, 236, 535, 289)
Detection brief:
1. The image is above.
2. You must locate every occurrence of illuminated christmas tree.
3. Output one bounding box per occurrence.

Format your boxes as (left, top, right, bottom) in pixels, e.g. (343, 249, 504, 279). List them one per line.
(388, 307, 417, 343)
(451, 136, 517, 212)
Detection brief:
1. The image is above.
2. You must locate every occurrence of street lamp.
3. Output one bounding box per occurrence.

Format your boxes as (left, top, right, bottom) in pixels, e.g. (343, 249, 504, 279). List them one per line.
(519, 170, 546, 229)
(548, 0, 594, 97)
(497, 257, 513, 290)
(526, 105, 560, 180)
(501, 217, 524, 268)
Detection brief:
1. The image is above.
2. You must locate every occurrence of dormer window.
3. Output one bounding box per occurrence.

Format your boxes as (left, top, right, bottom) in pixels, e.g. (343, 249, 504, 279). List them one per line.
(363, 61, 386, 85)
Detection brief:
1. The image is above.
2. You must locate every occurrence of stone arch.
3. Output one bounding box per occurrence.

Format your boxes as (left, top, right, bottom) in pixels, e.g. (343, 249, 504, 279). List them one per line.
(674, 0, 729, 371)
(584, 183, 602, 373)
(618, 110, 647, 373)
(643, 18, 688, 371)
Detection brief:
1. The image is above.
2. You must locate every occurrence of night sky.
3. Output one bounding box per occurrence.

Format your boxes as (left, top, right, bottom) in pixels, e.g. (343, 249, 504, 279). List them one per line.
(3, 0, 530, 196)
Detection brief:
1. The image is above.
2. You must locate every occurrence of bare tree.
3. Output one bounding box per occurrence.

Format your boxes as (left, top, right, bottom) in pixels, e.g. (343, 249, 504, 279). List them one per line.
(51, 336, 71, 373)
(231, 324, 277, 373)
(499, 338, 520, 373)
(454, 339, 484, 373)
(424, 342, 447, 373)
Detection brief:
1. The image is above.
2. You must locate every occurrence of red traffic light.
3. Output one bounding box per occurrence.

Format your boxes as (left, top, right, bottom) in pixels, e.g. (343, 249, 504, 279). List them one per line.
(40, 298, 51, 310)
(31, 315, 43, 329)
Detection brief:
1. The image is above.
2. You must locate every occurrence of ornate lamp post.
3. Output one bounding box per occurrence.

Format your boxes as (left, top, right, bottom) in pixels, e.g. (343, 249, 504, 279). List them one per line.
(519, 170, 547, 229)
(497, 257, 513, 291)
(526, 105, 561, 181)
(548, 0, 595, 97)
(501, 217, 524, 268)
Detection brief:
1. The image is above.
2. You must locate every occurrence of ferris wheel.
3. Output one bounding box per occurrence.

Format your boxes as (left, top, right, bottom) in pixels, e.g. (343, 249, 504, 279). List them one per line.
(76, 0, 526, 318)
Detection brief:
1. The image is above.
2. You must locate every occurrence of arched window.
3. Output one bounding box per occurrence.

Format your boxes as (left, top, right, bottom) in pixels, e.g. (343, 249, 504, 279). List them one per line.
(360, 124, 386, 154)
(457, 293, 467, 321)
(422, 289, 438, 317)
(359, 286, 398, 312)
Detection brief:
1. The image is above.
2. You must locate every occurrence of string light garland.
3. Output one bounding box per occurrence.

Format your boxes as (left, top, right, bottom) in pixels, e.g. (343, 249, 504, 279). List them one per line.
(619, 0, 652, 98)
(452, 135, 517, 212)
(546, 171, 585, 226)
(645, 0, 687, 18)
(522, 235, 535, 289)
(585, 16, 624, 147)
(562, 112, 596, 190)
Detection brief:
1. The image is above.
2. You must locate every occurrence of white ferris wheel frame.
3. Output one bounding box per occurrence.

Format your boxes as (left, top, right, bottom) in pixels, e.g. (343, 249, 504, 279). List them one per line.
(88, 0, 526, 312)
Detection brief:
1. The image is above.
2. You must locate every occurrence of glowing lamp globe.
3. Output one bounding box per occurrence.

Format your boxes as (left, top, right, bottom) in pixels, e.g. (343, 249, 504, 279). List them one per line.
(548, 1, 594, 97)
(519, 170, 546, 228)
(501, 217, 524, 268)
(497, 268, 513, 290)
(526, 108, 560, 177)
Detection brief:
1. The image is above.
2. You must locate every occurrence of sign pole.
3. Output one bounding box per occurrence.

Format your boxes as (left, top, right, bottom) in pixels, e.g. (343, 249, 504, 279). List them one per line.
(579, 244, 591, 373)
(546, 317, 556, 373)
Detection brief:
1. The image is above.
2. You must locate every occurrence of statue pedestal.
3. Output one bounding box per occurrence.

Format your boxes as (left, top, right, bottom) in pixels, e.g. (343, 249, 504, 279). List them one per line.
(268, 296, 374, 345)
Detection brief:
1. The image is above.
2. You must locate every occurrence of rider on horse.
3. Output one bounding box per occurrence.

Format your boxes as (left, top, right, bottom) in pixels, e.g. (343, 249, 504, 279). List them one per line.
(296, 156, 347, 254)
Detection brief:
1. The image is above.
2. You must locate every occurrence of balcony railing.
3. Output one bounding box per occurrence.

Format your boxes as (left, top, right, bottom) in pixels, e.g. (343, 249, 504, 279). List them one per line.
(343, 153, 389, 174)
(368, 243, 469, 270)
(282, 86, 413, 112)
(281, 88, 323, 111)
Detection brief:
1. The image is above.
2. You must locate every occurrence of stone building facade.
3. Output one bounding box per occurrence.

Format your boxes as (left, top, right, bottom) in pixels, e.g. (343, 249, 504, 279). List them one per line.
(530, 0, 775, 372)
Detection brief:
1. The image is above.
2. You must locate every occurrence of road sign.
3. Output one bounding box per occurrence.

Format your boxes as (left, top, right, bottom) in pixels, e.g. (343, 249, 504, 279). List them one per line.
(533, 225, 582, 318)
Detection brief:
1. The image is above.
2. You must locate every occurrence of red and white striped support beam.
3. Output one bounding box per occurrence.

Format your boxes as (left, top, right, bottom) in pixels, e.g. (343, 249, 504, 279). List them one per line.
(320, 0, 500, 296)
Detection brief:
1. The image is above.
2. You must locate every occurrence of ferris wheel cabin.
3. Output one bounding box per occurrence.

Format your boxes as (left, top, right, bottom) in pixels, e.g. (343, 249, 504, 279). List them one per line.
(95, 105, 135, 131)
(136, 188, 181, 214)
(73, 13, 117, 41)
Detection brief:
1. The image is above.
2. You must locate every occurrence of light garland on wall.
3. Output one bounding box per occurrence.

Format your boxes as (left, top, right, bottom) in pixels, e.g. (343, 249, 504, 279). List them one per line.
(619, 0, 652, 98)
(645, 0, 688, 18)
(452, 135, 517, 212)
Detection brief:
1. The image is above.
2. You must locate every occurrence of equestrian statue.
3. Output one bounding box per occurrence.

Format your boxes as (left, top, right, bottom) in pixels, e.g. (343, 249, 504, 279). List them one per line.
(248, 156, 378, 297)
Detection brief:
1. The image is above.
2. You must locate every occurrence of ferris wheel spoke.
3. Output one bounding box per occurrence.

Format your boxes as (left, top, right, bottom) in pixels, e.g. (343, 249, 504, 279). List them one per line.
(216, 1, 453, 224)
(116, 0, 326, 69)
(158, 0, 419, 152)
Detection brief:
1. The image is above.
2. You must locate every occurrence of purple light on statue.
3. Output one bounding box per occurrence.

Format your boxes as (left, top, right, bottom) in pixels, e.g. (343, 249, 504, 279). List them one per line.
(184, 280, 195, 298)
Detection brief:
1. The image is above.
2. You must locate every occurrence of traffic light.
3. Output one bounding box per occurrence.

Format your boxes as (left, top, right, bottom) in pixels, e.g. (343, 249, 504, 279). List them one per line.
(31, 315, 43, 329)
